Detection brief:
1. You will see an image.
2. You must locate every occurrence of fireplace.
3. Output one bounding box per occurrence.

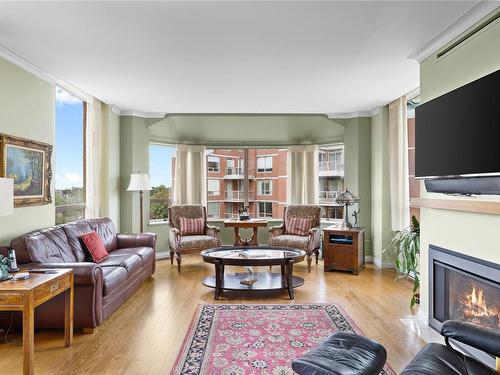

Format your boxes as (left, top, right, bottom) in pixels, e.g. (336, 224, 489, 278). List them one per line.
(429, 245, 500, 366)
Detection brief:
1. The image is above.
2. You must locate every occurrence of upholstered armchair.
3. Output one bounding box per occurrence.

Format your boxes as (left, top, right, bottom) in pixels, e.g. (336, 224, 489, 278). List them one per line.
(168, 205, 221, 271)
(268, 205, 321, 272)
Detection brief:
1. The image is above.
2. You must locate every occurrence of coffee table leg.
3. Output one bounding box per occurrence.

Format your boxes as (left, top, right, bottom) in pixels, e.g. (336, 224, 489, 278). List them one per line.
(215, 262, 223, 300)
(286, 262, 294, 299)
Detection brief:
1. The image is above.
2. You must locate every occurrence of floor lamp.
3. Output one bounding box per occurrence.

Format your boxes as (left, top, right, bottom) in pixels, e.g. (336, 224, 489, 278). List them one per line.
(127, 173, 152, 233)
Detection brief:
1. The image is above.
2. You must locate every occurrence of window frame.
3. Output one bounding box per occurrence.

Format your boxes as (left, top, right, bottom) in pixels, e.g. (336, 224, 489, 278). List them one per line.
(207, 179, 220, 196)
(257, 156, 273, 173)
(148, 142, 176, 224)
(207, 156, 220, 172)
(257, 201, 273, 218)
(55, 90, 87, 225)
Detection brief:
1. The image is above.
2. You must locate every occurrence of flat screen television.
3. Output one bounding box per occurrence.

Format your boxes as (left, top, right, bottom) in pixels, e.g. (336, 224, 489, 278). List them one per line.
(415, 69, 500, 179)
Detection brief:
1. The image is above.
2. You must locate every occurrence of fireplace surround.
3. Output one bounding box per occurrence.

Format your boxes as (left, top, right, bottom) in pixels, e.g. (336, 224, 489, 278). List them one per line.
(429, 245, 500, 367)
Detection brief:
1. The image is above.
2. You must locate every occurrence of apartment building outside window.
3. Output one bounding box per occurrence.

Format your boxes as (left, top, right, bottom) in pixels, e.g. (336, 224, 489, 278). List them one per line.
(207, 156, 220, 172)
(55, 87, 87, 225)
(207, 179, 220, 195)
(258, 202, 273, 218)
(257, 180, 272, 195)
(257, 156, 273, 172)
(207, 202, 220, 218)
(318, 144, 345, 221)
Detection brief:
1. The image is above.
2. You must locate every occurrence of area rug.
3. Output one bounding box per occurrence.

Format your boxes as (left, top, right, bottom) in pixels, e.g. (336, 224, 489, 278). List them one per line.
(171, 304, 396, 375)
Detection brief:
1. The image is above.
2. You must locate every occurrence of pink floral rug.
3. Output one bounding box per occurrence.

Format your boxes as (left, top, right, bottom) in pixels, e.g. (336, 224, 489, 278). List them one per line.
(171, 304, 396, 375)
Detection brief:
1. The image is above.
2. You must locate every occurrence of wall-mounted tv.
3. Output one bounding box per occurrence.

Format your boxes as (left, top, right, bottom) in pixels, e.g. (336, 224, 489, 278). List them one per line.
(415, 69, 500, 179)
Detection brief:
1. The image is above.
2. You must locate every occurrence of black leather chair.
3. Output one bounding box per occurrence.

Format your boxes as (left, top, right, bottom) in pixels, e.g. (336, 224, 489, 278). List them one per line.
(292, 320, 500, 375)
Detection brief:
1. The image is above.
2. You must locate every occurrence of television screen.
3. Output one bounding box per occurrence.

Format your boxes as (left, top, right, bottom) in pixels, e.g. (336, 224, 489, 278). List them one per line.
(415, 69, 500, 179)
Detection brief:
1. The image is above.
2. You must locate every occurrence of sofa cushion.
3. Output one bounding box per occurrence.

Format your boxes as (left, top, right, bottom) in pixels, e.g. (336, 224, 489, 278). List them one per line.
(102, 266, 128, 297)
(179, 235, 219, 250)
(81, 231, 109, 263)
(111, 247, 154, 267)
(63, 221, 94, 261)
(269, 234, 309, 250)
(88, 218, 117, 252)
(24, 227, 76, 263)
(99, 254, 142, 277)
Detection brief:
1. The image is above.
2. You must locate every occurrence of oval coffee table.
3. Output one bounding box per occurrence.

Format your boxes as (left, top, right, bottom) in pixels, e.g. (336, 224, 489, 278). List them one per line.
(201, 246, 306, 300)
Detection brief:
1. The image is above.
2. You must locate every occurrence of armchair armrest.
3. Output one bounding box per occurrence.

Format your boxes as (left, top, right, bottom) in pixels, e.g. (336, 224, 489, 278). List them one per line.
(206, 224, 220, 237)
(269, 225, 285, 236)
(169, 227, 180, 251)
(29, 262, 103, 287)
(441, 320, 500, 357)
(116, 233, 157, 250)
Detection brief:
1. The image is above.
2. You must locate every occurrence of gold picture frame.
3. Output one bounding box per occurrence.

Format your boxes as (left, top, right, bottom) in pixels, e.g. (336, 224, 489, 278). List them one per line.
(0, 133, 52, 207)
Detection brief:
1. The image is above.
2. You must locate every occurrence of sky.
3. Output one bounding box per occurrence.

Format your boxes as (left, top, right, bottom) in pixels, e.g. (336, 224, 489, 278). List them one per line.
(149, 144, 174, 188)
(55, 87, 84, 190)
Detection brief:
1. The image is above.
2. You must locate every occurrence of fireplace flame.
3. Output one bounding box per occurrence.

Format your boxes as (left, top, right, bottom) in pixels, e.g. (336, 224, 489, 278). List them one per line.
(460, 285, 499, 329)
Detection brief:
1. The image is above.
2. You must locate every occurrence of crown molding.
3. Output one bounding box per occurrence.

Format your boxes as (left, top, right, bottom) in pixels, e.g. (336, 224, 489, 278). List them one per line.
(0, 44, 90, 101)
(408, 1, 500, 62)
(326, 107, 380, 119)
(115, 109, 166, 118)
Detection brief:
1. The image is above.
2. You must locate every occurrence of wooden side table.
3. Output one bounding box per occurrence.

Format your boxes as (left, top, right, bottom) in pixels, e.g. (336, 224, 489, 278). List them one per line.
(323, 225, 365, 275)
(0, 269, 74, 375)
(223, 219, 268, 246)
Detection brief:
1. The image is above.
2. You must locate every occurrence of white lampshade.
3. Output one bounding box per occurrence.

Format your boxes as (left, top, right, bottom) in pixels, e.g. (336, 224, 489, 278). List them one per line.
(0, 178, 14, 216)
(127, 173, 152, 192)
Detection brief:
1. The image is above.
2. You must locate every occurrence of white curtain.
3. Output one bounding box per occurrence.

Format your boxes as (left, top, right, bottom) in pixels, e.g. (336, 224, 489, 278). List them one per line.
(388, 96, 410, 231)
(85, 97, 102, 219)
(287, 145, 319, 204)
(174, 145, 207, 205)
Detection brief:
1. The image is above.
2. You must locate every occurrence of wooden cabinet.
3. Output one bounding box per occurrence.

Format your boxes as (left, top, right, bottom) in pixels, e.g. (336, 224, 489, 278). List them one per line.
(323, 225, 365, 275)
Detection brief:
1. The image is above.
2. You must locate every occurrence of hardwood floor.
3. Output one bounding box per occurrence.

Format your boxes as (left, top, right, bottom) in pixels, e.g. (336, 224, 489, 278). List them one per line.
(0, 256, 426, 374)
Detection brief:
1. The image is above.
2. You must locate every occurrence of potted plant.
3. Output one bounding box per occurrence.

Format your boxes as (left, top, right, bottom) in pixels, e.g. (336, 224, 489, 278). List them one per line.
(384, 215, 420, 307)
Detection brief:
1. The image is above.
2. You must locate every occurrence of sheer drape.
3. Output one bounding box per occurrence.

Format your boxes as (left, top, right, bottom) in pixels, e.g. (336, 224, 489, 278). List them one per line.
(287, 145, 319, 204)
(85, 97, 102, 219)
(174, 145, 207, 205)
(388, 96, 410, 231)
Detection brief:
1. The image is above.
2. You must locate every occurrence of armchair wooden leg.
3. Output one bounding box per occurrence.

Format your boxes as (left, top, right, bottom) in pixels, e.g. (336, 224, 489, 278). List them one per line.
(170, 250, 174, 265)
(307, 254, 312, 273)
(315, 249, 319, 265)
(177, 254, 182, 272)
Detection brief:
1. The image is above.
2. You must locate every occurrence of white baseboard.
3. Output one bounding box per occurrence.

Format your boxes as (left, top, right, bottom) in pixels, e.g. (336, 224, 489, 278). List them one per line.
(369, 256, 395, 269)
(156, 251, 171, 260)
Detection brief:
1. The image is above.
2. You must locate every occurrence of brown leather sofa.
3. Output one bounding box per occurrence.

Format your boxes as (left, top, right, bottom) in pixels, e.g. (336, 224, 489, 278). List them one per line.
(2, 218, 156, 332)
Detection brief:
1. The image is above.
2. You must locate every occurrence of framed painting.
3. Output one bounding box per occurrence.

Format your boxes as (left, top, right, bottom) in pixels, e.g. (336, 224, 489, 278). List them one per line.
(0, 133, 52, 207)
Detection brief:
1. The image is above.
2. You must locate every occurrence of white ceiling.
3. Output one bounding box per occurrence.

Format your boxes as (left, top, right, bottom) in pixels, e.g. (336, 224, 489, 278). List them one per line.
(0, 1, 490, 115)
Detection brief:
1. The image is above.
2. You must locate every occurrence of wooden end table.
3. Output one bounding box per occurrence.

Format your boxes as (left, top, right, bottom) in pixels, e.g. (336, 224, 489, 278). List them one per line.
(223, 219, 268, 246)
(323, 225, 365, 275)
(0, 269, 74, 375)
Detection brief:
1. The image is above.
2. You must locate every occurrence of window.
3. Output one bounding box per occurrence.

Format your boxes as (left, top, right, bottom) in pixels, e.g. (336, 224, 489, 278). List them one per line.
(55, 87, 86, 225)
(257, 180, 272, 195)
(207, 156, 220, 172)
(149, 144, 175, 221)
(208, 179, 220, 195)
(206, 149, 285, 219)
(207, 202, 220, 219)
(257, 156, 273, 172)
(258, 202, 273, 218)
(318, 144, 345, 221)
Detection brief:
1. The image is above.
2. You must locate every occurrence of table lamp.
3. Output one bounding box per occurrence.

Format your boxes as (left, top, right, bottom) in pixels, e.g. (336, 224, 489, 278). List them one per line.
(335, 190, 360, 228)
(127, 173, 151, 232)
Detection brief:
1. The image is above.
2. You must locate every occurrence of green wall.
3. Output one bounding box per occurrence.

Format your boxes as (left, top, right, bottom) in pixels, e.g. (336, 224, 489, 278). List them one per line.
(342, 117, 373, 256)
(370, 106, 393, 265)
(419, 9, 500, 317)
(0, 57, 55, 245)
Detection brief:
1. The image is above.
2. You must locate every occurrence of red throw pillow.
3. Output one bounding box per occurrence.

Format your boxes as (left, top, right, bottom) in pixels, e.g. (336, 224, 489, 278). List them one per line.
(179, 217, 205, 236)
(81, 231, 109, 262)
(287, 217, 312, 236)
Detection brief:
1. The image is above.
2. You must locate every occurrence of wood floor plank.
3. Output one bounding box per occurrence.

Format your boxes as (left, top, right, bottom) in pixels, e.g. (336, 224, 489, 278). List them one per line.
(0, 256, 425, 374)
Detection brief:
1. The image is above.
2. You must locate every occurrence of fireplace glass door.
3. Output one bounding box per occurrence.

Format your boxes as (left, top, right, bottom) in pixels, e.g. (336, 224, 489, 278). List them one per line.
(445, 267, 500, 331)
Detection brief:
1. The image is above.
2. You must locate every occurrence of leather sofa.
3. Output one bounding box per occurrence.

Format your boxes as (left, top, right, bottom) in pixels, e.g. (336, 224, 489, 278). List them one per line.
(1, 218, 156, 332)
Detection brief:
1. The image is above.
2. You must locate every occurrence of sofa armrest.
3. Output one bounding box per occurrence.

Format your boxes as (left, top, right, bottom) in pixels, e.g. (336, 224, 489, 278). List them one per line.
(116, 233, 157, 250)
(441, 320, 500, 357)
(29, 262, 103, 287)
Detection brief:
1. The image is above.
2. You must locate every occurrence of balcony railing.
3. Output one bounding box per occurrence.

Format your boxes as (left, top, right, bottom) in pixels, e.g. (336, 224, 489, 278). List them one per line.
(318, 190, 342, 204)
(224, 190, 256, 201)
(224, 167, 255, 178)
(318, 161, 344, 175)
